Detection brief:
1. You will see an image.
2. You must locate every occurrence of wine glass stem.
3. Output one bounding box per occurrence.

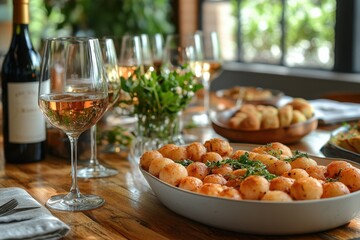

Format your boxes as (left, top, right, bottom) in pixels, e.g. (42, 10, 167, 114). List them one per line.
(203, 74, 210, 117)
(68, 135, 81, 198)
(89, 125, 100, 167)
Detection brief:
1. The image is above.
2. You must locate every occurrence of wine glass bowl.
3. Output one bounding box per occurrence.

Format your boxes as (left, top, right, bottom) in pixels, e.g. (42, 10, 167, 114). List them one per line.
(111, 34, 143, 126)
(118, 35, 143, 77)
(162, 34, 194, 74)
(38, 37, 108, 211)
(150, 33, 165, 73)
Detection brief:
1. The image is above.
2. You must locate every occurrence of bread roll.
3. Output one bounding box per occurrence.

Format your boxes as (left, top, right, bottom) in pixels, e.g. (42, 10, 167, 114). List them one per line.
(287, 98, 314, 119)
(291, 110, 307, 124)
(260, 107, 280, 129)
(278, 105, 293, 127)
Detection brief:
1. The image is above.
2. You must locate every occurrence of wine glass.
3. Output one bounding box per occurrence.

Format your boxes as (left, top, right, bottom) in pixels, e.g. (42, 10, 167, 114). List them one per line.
(149, 33, 164, 73)
(118, 34, 143, 77)
(162, 34, 194, 74)
(193, 31, 223, 125)
(140, 34, 154, 73)
(77, 38, 121, 178)
(110, 35, 143, 126)
(38, 37, 109, 211)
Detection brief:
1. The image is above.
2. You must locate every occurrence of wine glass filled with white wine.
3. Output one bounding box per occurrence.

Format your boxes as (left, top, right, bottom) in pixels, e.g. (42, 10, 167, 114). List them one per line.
(77, 37, 121, 178)
(114, 35, 143, 125)
(38, 37, 109, 211)
(193, 31, 222, 125)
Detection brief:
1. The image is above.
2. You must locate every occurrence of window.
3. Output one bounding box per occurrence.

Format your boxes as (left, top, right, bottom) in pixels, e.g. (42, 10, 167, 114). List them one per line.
(200, 0, 360, 73)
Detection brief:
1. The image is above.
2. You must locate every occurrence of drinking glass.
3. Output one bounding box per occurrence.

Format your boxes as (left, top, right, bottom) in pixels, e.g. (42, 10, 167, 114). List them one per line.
(77, 38, 121, 178)
(150, 33, 165, 73)
(118, 34, 143, 77)
(140, 34, 154, 73)
(193, 31, 223, 125)
(38, 37, 109, 211)
(111, 35, 143, 126)
(162, 34, 194, 74)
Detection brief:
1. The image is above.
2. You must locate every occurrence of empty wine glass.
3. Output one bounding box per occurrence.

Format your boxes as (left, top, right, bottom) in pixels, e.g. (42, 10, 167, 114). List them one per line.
(77, 38, 121, 178)
(38, 37, 109, 211)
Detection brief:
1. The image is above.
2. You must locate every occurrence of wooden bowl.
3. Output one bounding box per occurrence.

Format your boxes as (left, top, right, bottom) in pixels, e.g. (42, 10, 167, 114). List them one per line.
(211, 109, 318, 144)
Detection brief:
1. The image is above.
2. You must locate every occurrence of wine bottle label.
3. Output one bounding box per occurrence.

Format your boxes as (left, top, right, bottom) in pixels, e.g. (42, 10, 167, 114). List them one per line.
(8, 82, 46, 143)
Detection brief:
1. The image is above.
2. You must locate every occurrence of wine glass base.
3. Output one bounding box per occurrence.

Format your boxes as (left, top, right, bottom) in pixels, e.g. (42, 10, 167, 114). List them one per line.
(77, 164, 119, 178)
(46, 193, 105, 211)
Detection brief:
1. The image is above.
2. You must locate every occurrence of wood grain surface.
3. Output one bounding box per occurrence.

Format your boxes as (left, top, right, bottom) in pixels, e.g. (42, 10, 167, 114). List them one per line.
(1, 123, 360, 240)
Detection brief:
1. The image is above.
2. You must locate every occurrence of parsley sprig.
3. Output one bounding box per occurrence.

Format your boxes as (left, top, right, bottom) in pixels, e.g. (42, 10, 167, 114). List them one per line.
(176, 153, 276, 180)
(283, 150, 309, 162)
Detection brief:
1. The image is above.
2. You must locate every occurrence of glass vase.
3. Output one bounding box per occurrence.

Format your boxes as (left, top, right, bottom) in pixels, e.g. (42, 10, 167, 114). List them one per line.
(129, 112, 184, 163)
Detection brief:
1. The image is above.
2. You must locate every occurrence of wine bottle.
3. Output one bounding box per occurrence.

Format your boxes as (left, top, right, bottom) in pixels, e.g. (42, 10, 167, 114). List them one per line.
(1, 0, 46, 163)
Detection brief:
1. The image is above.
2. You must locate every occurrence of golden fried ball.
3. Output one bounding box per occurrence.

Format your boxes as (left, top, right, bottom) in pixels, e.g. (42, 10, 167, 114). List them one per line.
(338, 167, 360, 192)
(219, 187, 242, 200)
(261, 190, 293, 202)
(167, 146, 188, 161)
(321, 181, 350, 198)
(326, 160, 353, 179)
(225, 169, 247, 188)
(290, 177, 323, 200)
(186, 142, 207, 162)
(306, 165, 327, 181)
(251, 142, 293, 158)
(230, 150, 249, 160)
(211, 164, 233, 176)
(290, 156, 317, 169)
(239, 175, 270, 200)
(203, 174, 227, 185)
(157, 144, 178, 158)
(267, 160, 292, 176)
(140, 150, 163, 171)
(197, 183, 223, 197)
(178, 176, 203, 192)
(282, 168, 309, 180)
(159, 163, 188, 186)
(186, 162, 209, 180)
(204, 138, 233, 157)
(250, 153, 278, 165)
(269, 176, 295, 194)
(231, 168, 248, 178)
(148, 157, 174, 177)
(201, 152, 223, 163)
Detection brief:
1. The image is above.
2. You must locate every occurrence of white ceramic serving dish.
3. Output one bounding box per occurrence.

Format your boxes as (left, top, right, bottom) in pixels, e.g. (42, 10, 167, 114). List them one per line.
(140, 148, 360, 235)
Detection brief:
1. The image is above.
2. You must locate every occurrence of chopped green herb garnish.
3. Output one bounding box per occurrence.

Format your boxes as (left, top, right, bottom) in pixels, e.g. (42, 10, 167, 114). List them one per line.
(175, 159, 194, 167)
(206, 153, 276, 180)
(283, 150, 309, 162)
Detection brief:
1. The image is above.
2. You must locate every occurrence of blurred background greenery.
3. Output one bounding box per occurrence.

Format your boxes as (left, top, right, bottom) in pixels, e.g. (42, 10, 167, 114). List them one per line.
(6, 0, 175, 50)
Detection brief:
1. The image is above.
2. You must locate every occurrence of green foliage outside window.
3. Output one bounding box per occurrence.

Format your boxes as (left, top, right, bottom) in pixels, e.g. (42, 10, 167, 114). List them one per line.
(230, 0, 336, 69)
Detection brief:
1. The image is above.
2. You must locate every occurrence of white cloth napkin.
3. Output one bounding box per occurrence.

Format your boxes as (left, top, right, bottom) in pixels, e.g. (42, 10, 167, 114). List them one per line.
(0, 187, 70, 240)
(309, 99, 360, 124)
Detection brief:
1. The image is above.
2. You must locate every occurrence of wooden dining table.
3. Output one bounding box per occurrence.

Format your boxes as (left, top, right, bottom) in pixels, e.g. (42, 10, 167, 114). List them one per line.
(0, 121, 360, 240)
